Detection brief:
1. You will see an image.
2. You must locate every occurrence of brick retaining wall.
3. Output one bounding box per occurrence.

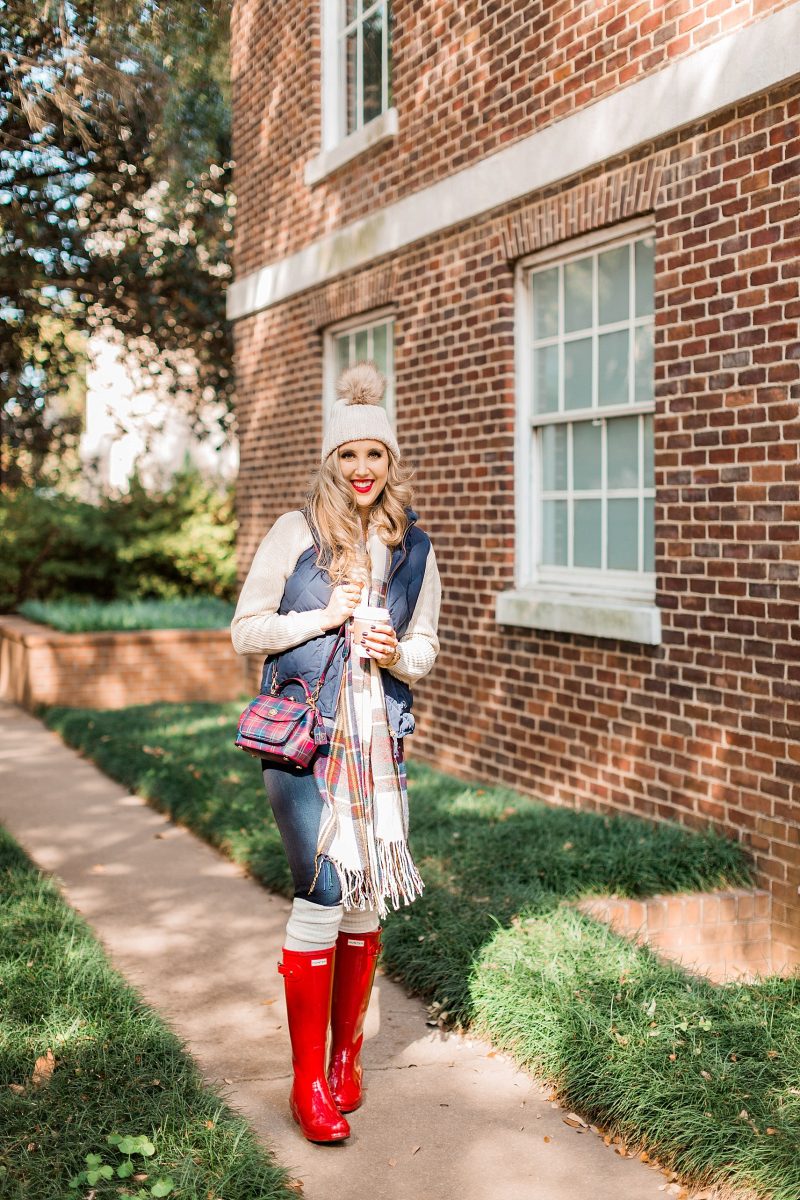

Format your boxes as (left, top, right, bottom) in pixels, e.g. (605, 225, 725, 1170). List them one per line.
(0, 616, 257, 711)
(577, 888, 797, 982)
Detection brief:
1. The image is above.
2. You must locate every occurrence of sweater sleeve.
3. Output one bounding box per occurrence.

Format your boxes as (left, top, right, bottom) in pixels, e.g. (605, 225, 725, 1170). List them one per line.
(387, 546, 441, 685)
(230, 511, 328, 656)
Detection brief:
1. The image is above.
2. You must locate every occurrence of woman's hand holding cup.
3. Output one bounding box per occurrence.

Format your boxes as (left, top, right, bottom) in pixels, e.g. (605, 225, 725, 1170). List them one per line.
(322, 583, 362, 630)
(360, 620, 400, 667)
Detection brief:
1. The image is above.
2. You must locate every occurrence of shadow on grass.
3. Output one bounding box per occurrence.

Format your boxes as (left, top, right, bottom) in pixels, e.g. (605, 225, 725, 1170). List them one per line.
(0, 825, 296, 1200)
(42, 700, 749, 1025)
(39, 701, 800, 1200)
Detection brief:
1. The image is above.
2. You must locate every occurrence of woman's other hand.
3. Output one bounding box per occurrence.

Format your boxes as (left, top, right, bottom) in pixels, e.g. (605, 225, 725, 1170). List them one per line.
(322, 583, 362, 630)
(362, 620, 400, 668)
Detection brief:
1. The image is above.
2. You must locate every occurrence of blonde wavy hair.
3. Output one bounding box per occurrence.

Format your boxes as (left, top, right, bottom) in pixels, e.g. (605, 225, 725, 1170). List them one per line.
(306, 367, 414, 587)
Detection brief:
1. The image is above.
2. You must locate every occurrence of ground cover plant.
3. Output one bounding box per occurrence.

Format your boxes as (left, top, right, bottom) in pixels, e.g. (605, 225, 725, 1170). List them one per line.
(0, 823, 296, 1200)
(18, 597, 234, 633)
(44, 701, 800, 1200)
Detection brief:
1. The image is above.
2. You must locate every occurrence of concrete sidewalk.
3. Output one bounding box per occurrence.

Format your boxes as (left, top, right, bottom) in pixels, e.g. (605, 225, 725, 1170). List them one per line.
(0, 702, 671, 1200)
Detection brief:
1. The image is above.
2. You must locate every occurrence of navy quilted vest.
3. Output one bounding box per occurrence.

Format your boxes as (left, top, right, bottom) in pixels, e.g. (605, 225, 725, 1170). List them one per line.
(259, 507, 431, 740)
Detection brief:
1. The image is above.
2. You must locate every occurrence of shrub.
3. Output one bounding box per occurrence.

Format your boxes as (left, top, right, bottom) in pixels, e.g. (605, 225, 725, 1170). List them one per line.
(0, 467, 237, 611)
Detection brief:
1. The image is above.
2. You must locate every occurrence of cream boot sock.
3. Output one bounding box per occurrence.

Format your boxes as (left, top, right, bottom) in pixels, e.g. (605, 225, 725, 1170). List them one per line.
(339, 905, 381, 934)
(284, 896, 344, 951)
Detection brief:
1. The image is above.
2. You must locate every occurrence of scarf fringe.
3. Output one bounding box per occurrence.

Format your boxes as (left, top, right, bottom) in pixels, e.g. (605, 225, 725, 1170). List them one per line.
(319, 838, 424, 920)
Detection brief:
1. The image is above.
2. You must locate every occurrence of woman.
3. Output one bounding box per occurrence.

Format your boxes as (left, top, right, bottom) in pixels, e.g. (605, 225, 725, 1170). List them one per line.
(231, 361, 441, 1143)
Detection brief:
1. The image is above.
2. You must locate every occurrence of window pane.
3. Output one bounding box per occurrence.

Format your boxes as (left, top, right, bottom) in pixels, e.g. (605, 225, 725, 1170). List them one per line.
(635, 236, 655, 318)
(598, 329, 628, 407)
(371, 322, 387, 375)
(564, 256, 592, 332)
(541, 424, 567, 492)
(533, 344, 559, 414)
(607, 415, 639, 490)
(598, 244, 629, 326)
(533, 267, 558, 339)
(362, 7, 383, 123)
(542, 500, 568, 566)
(564, 338, 592, 410)
(346, 29, 358, 134)
(643, 413, 654, 488)
(574, 499, 602, 568)
(336, 335, 351, 374)
(573, 420, 601, 491)
(634, 324, 653, 406)
(346, 0, 358, 25)
(643, 497, 655, 572)
(354, 329, 369, 360)
(607, 498, 638, 570)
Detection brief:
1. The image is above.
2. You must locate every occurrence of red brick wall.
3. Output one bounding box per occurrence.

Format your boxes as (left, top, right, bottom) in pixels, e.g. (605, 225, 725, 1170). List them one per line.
(232, 77, 800, 955)
(0, 618, 256, 711)
(231, 0, 797, 276)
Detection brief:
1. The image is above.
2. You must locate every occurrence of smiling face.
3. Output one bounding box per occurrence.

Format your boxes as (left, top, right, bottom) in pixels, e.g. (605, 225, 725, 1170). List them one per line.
(336, 439, 390, 514)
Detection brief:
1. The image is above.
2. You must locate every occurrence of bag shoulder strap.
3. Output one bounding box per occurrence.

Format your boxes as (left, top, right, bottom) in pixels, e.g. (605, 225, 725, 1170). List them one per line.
(270, 623, 346, 702)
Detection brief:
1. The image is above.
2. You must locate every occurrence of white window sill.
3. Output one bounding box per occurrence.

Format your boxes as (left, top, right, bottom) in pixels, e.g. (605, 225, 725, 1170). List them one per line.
(495, 587, 662, 645)
(304, 108, 399, 187)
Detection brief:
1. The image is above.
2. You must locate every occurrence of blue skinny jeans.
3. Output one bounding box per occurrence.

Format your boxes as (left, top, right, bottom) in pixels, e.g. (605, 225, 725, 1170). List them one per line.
(260, 757, 343, 907)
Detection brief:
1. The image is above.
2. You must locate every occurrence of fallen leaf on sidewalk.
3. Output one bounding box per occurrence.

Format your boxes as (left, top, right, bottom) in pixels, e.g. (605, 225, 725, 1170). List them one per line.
(411, 1146, 420, 1155)
(388, 1158, 397, 1168)
(32, 1049, 55, 1088)
(562, 1112, 587, 1130)
(261, 998, 277, 1006)
(286, 1181, 304, 1195)
(543, 1136, 551, 1144)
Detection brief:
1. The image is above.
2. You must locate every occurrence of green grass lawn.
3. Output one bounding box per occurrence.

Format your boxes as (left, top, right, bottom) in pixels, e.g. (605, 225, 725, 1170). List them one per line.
(0, 824, 296, 1200)
(17, 597, 234, 633)
(44, 701, 800, 1200)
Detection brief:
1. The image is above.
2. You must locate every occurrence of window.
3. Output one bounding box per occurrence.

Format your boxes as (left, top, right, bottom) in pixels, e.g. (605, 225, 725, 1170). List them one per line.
(307, 1, 396, 185)
(324, 311, 395, 424)
(339, 0, 393, 138)
(497, 218, 660, 644)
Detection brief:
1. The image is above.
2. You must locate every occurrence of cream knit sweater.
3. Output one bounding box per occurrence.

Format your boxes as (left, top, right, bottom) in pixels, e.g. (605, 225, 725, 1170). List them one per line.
(231, 510, 441, 685)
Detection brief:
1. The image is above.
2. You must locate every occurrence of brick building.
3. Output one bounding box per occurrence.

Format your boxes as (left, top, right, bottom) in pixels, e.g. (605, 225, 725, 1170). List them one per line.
(228, 3, 800, 961)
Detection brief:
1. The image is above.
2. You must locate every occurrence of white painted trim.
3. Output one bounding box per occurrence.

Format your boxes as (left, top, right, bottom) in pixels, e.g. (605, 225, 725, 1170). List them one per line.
(228, 4, 800, 321)
(305, 107, 399, 187)
(495, 587, 662, 645)
(320, 0, 340, 153)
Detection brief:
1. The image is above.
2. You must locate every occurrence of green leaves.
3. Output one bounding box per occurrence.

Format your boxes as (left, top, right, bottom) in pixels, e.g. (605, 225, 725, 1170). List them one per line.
(68, 1134, 169, 1195)
(151, 1179, 175, 1197)
(1, 466, 236, 610)
(111, 1133, 156, 1157)
(1, 0, 234, 490)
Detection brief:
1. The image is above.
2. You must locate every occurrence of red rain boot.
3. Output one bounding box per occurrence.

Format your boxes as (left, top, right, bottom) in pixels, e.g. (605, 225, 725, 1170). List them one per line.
(277, 946, 350, 1142)
(327, 928, 382, 1113)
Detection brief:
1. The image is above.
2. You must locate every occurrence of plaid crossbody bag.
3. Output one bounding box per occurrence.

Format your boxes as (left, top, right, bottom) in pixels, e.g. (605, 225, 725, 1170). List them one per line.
(234, 626, 346, 767)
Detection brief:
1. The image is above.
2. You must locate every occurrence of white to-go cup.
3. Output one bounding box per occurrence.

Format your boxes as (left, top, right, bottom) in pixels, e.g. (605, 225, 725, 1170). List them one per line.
(351, 604, 391, 657)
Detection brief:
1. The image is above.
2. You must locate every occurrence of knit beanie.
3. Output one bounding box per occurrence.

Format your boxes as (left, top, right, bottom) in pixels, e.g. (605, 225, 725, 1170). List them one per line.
(321, 361, 400, 462)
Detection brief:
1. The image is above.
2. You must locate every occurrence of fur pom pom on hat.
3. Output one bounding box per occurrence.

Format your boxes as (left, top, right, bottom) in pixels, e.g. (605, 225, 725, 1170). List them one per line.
(321, 360, 400, 461)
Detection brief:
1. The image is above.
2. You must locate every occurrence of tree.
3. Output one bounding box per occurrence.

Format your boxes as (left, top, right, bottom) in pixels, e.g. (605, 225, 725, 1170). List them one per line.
(0, 0, 234, 489)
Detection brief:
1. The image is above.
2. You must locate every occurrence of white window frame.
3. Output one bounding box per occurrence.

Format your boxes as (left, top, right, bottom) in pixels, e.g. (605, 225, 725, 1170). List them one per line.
(496, 216, 662, 645)
(323, 308, 396, 426)
(305, 0, 398, 187)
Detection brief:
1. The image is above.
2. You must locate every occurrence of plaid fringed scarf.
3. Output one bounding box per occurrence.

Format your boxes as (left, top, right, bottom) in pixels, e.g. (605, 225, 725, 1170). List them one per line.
(310, 526, 424, 920)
